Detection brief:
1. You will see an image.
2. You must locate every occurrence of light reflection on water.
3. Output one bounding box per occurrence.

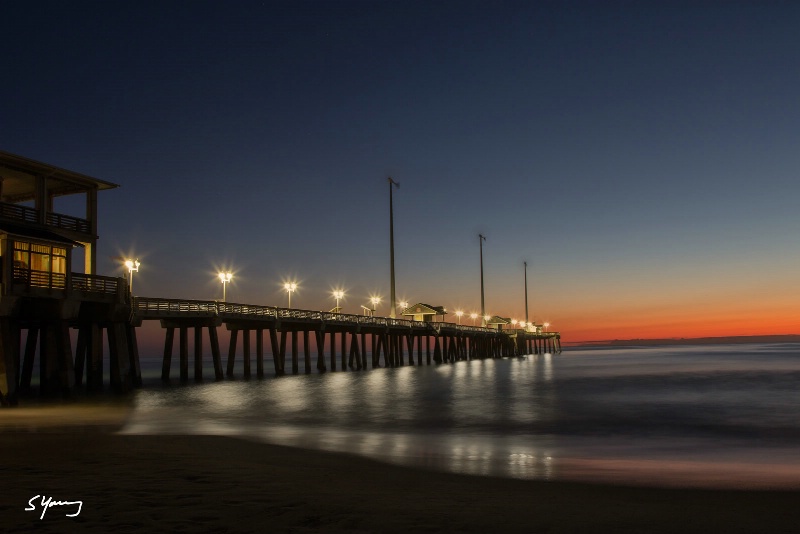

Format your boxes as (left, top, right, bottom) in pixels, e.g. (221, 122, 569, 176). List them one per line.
(124, 345, 800, 488)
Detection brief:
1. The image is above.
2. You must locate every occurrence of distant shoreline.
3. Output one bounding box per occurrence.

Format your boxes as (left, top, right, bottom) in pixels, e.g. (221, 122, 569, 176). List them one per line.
(568, 334, 800, 348)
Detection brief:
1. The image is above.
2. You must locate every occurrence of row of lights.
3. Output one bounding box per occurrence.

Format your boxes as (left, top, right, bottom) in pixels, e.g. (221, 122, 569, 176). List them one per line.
(125, 262, 550, 330)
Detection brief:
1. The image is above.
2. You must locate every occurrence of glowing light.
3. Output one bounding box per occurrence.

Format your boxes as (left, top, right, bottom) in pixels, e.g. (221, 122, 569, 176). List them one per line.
(284, 281, 298, 308)
(218, 271, 232, 302)
(332, 289, 344, 313)
(124, 258, 140, 293)
(455, 310, 464, 325)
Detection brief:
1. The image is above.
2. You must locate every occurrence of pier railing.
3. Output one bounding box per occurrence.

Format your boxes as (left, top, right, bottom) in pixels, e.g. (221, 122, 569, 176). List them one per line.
(133, 297, 506, 333)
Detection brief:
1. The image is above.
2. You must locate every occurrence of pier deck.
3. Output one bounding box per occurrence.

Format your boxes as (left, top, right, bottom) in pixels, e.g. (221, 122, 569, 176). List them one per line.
(133, 296, 562, 383)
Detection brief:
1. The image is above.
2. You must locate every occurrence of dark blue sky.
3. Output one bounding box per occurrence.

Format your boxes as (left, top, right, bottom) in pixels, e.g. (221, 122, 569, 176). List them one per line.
(4, 1, 800, 340)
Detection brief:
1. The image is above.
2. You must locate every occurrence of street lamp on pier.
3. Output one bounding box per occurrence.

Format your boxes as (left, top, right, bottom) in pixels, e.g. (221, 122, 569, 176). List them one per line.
(470, 312, 478, 326)
(478, 234, 486, 326)
(332, 289, 344, 313)
(218, 272, 232, 302)
(388, 177, 399, 318)
(284, 282, 298, 308)
(455, 310, 464, 325)
(370, 295, 381, 317)
(124, 258, 140, 293)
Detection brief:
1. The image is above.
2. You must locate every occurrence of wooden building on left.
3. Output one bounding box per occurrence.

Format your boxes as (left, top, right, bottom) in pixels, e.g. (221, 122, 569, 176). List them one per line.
(0, 151, 138, 405)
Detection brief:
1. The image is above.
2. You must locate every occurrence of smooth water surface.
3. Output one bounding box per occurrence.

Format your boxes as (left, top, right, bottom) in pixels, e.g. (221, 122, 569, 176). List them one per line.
(123, 344, 800, 488)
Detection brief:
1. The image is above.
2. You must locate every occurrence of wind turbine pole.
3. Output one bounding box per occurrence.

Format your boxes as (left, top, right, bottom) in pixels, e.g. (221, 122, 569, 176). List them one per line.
(388, 177, 399, 318)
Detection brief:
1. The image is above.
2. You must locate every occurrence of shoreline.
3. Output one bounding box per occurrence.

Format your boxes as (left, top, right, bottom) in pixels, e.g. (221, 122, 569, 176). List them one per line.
(3, 404, 800, 532)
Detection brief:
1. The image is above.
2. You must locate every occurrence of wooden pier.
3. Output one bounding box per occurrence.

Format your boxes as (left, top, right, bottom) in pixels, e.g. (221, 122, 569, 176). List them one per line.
(0, 150, 562, 405)
(133, 297, 562, 383)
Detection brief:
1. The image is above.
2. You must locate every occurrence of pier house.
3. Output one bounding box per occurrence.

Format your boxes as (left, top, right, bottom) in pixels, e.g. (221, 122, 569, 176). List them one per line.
(401, 303, 447, 322)
(0, 151, 137, 404)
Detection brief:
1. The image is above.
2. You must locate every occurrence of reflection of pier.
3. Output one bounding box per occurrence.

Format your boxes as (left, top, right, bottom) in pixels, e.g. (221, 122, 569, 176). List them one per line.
(133, 297, 562, 383)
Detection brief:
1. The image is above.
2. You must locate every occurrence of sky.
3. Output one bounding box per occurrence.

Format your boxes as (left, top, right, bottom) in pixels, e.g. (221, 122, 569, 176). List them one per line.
(3, 0, 800, 344)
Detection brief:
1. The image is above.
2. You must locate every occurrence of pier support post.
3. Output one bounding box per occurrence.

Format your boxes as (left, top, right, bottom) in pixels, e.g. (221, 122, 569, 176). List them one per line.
(278, 330, 287, 373)
(179, 326, 189, 384)
(209, 326, 223, 380)
(269, 328, 282, 375)
(426, 335, 431, 364)
(361, 332, 367, 368)
(303, 330, 311, 374)
(290, 330, 298, 375)
(340, 330, 347, 371)
(257, 329, 264, 378)
(20, 327, 37, 392)
(227, 329, 238, 378)
(161, 327, 174, 382)
(243, 329, 251, 378)
(315, 330, 326, 372)
(109, 323, 132, 392)
(329, 332, 336, 371)
(348, 332, 361, 370)
(127, 324, 141, 387)
(194, 326, 203, 382)
(0, 319, 18, 405)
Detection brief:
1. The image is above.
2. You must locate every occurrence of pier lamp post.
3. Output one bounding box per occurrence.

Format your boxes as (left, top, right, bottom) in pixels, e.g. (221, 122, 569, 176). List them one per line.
(470, 312, 478, 326)
(388, 177, 400, 318)
(284, 282, 298, 308)
(544, 322, 550, 332)
(218, 272, 232, 302)
(478, 234, 486, 326)
(370, 296, 381, 317)
(511, 319, 518, 330)
(524, 261, 530, 326)
(398, 300, 408, 313)
(332, 289, 344, 313)
(456, 310, 463, 325)
(484, 315, 491, 328)
(124, 259, 140, 293)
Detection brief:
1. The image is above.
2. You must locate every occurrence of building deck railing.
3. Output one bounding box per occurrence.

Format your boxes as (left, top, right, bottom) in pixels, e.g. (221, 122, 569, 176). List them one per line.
(9, 268, 122, 297)
(71, 273, 121, 295)
(12, 266, 66, 289)
(0, 201, 91, 234)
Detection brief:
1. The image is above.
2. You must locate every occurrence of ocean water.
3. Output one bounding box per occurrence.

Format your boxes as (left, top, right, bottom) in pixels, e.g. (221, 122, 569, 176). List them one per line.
(123, 343, 800, 489)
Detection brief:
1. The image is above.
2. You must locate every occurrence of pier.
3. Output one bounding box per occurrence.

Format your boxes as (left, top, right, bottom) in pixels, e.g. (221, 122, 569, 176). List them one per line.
(0, 151, 561, 405)
(134, 297, 562, 383)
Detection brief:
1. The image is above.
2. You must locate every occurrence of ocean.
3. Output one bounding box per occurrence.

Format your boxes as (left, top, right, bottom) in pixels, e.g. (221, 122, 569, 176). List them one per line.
(123, 343, 800, 489)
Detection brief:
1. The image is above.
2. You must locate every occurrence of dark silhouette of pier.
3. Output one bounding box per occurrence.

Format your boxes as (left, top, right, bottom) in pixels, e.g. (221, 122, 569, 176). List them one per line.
(134, 297, 562, 384)
(0, 151, 561, 405)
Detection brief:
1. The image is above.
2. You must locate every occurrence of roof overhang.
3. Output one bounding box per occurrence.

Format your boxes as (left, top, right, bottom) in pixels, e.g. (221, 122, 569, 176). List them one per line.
(0, 222, 83, 247)
(0, 151, 118, 203)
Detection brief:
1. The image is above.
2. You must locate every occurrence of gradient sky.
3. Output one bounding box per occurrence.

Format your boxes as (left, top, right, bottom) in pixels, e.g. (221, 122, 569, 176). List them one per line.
(4, 1, 800, 344)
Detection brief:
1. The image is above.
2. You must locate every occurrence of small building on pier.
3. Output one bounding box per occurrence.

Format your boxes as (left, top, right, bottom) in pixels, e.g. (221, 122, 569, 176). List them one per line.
(401, 303, 447, 322)
(0, 151, 136, 405)
(486, 315, 510, 331)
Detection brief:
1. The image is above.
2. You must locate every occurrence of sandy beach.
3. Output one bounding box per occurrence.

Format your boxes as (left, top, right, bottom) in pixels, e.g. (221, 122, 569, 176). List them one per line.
(1, 400, 799, 533)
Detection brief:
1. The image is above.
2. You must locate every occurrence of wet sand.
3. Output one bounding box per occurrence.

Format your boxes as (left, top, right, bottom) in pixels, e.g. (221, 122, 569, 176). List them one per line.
(2, 402, 800, 533)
